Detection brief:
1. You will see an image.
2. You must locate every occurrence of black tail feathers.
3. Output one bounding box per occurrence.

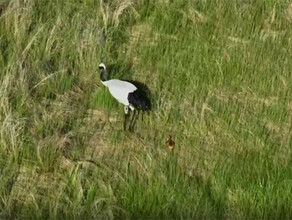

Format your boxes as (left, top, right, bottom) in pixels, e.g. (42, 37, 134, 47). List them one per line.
(127, 80, 152, 111)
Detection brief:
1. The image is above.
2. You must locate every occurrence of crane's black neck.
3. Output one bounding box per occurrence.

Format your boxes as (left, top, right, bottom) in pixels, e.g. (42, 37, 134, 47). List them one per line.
(100, 68, 108, 82)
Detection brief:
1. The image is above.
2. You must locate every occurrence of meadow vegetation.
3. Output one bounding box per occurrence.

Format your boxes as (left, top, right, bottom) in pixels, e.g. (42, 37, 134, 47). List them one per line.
(1, 0, 292, 218)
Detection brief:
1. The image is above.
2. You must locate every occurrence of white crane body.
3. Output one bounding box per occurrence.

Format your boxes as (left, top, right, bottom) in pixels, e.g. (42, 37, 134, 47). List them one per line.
(98, 63, 151, 131)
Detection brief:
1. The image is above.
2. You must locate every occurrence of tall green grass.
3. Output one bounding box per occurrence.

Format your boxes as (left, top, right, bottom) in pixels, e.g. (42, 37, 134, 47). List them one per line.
(1, 0, 292, 218)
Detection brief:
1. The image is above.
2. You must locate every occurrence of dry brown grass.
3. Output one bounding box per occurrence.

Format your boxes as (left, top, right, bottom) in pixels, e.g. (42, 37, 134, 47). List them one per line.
(287, 2, 292, 23)
(99, 0, 138, 29)
(187, 8, 207, 24)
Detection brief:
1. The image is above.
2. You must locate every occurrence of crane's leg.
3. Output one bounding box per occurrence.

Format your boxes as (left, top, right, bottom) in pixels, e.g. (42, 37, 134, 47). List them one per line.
(124, 106, 130, 130)
(129, 110, 140, 132)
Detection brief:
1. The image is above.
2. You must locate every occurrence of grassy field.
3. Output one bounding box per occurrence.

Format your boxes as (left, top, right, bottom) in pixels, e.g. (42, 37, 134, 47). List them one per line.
(1, 0, 292, 218)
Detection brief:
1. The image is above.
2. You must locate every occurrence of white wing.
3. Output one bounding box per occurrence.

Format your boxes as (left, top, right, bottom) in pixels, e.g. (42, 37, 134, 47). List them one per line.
(102, 79, 137, 106)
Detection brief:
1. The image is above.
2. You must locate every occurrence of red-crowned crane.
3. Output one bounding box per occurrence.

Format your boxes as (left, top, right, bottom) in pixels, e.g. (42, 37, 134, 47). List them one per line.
(99, 63, 151, 131)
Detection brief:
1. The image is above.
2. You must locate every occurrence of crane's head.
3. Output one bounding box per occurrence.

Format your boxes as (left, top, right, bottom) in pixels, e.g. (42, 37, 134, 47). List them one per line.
(99, 63, 107, 81)
(99, 63, 106, 70)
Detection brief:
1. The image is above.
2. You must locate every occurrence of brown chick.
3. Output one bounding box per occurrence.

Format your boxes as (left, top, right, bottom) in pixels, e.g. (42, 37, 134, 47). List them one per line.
(166, 135, 175, 150)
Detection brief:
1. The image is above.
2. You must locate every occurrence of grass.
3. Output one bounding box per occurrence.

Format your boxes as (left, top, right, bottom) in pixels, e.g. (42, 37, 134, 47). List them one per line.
(1, 0, 292, 218)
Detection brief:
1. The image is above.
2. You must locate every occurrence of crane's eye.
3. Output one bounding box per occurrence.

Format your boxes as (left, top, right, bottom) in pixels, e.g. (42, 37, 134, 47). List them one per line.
(99, 66, 104, 70)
